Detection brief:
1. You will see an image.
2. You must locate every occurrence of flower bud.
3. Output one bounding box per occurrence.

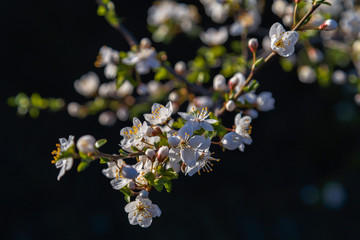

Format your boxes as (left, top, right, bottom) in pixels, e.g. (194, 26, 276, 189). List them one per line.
(226, 100, 236, 112)
(145, 149, 156, 161)
(153, 126, 163, 135)
(67, 102, 81, 117)
(228, 76, 239, 90)
(157, 146, 169, 161)
(140, 38, 151, 49)
(319, 19, 338, 31)
(145, 126, 155, 137)
(213, 74, 227, 91)
(128, 181, 136, 190)
(76, 135, 96, 154)
(139, 190, 149, 198)
(121, 165, 139, 179)
(248, 38, 258, 53)
(175, 61, 186, 75)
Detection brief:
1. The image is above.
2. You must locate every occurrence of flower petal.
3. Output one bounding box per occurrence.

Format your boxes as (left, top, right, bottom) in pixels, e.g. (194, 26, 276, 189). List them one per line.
(181, 148, 196, 166)
(178, 124, 193, 139)
(269, 22, 285, 38)
(200, 122, 214, 131)
(125, 201, 137, 213)
(178, 112, 193, 121)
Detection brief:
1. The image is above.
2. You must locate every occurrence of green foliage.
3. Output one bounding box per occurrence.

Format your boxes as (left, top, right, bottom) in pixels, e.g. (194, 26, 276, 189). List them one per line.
(143, 172, 156, 184)
(119, 186, 132, 203)
(99, 157, 109, 164)
(154, 67, 170, 81)
(129, 103, 151, 119)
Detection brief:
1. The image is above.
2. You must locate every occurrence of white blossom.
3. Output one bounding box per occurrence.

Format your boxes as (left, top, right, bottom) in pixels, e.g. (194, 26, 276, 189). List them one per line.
(185, 149, 219, 176)
(221, 132, 242, 150)
(74, 72, 99, 97)
(178, 107, 218, 131)
(125, 196, 161, 228)
(200, 27, 228, 46)
(256, 92, 275, 111)
(269, 22, 299, 57)
(168, 124, 210, 167)
(52, 136, 75, 181)
(298, 66, 316, 84)
(234, 113, 253, 152)
(96, 46, 119, 79)
(144, 101, 173, 125)
(122, 48, 160, 75)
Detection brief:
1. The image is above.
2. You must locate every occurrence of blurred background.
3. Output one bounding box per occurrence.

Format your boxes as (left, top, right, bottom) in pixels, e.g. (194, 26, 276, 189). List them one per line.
(1, 0, 360, 239)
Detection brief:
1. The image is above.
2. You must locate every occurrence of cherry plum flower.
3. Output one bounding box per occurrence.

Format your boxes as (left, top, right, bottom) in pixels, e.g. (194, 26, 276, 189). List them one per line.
(178, 107, 218, 131)
(125, 196, 161, 228)
(269, 22, 298, 57)
(144, 101, 173, 125)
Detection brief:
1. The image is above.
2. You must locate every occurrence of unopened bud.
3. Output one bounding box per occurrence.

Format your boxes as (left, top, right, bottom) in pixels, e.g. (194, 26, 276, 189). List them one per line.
(139, 190, 149, 198)
(226, 100, 236, 112)
(140, 38, 151, 49)
(153, 126, 163, 135)
(248, 38, 258, 53)
(175, 61, 186, 75)
(76, 135, 96, 154)
(213, 74, 227, 91)
(128, 181, 136, 190)
(145, 126, 155, 137)
(157, 146, 169, 161)
(228, 76, 239, 90)
(121, 165, 139, 179)
(145, 149, 156, 160)
(319, 19, 338, 31)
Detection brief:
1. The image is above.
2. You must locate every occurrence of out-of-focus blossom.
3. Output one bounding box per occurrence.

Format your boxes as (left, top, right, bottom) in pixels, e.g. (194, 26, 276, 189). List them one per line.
(98, 111, 117, 126)
(95, 46, 119, 79)
(200, 0, 229, 24)
(298, 66, 316, 84)
(256, 92, 275, 111)
(332, 70, 347, 85)
(200, 27, 228, 46)
(74, 72, 100, 97)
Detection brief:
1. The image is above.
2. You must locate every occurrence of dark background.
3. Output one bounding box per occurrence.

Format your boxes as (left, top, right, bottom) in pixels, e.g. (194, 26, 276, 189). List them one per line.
(1, 1, 360, 239)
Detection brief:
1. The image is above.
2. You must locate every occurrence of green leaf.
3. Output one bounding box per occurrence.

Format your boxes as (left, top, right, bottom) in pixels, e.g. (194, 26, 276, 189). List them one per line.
(77, 161, 90, 172)
(97, 5, 106, 16)
(164, 168, 178, 180)
(143, 172, 156, 184)
(154, 67, 170, 81)
(119, 186, 132, 202)
(157, 166, 165, 175)
(95, 138, 107, 149)
(131, 146, 140, 152)
(172, 118, 186, 129)
(124, 195, 131, 203)
(164, 181, 172, 193)
(153, 179, 164, 192)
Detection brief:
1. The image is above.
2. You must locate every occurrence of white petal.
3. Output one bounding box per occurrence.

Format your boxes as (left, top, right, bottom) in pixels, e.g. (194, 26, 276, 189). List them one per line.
(143, 113, 155, 124)
(205, 119, 218, 124)
(128, 212, 139, 225)
(65, 158, 73, 171)
(181, 148, 196, 166)
(149, 204, 161, 217)
(178, 112, 193, 121)
(138, 217, 152, 228)
(168, 136, 180, 148)
(269, 22, 285, 38)
(189, 135, 206, 148)
(125, 201, 137, 213)
(57, 165, 66, 181)
(200, 122, 214, 131)
(136, 61, 150, 75)
(178, 124, 193, 139)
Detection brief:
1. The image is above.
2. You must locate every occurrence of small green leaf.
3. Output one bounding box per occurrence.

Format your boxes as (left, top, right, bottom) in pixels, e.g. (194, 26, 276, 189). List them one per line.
(95, 138, 107, 149)
(131, 146, 140, 152)
(164, 181, 172, 193)
(144, 172, 156, 184)
(99, 158, 109, 164)
(154, 67, 170, 81)
(77, 161, 90, 172)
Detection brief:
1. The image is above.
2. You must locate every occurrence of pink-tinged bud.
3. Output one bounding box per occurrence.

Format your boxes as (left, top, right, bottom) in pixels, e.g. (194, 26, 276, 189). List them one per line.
(145, 149, 156, 161)
(225, 100, 236, 112)
(248, 38, 259, 53)
(157, 146, 169, 161)
(175, 61, 186, 75)
(319, 19, 338, 31)
(145, 126, 155, 137)
(228, 76, 239, 90)
(153, 126, 163, 135)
